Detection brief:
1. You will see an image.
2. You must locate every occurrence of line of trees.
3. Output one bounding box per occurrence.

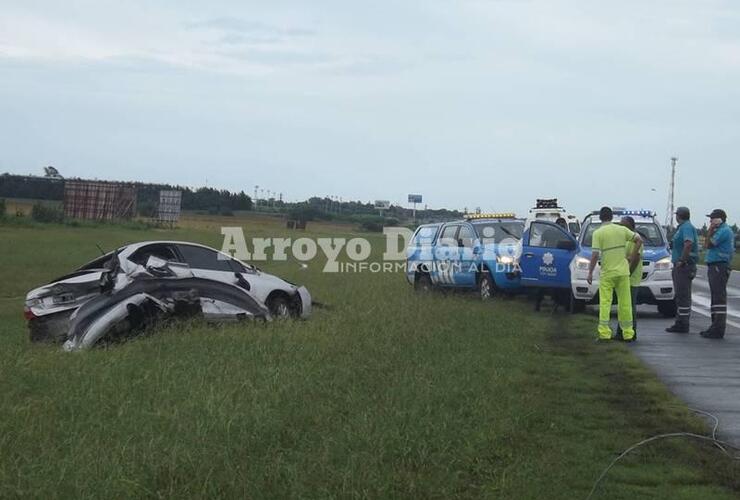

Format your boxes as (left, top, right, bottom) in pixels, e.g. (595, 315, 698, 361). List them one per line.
(0, 174, 253, 214)
(0, 173, 463, 224)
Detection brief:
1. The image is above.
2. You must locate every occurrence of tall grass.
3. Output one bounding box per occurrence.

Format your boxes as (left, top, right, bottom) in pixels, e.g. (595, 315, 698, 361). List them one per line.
(0, 218, 738, 498)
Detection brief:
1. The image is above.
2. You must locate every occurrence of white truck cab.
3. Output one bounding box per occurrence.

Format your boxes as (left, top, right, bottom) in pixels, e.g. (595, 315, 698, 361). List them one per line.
(524, 199, 581, 236)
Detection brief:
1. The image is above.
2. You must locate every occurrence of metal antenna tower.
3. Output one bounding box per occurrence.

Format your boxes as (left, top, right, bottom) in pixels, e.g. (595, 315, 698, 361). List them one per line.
(665, 157, 678, 229)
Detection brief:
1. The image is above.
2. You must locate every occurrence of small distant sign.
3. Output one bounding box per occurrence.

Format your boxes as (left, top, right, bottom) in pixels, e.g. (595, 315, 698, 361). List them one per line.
(374, 200, 391, 210)
(408, 194, 423, 204)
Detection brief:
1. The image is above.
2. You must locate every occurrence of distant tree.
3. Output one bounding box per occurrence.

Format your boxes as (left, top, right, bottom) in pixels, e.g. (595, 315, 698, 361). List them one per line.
(731, 223, 739, 234)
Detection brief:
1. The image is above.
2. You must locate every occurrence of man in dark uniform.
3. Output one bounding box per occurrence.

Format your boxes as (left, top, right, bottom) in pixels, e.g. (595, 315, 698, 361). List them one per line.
(666, 206, 699, 333)
(701, 209, 735, 339)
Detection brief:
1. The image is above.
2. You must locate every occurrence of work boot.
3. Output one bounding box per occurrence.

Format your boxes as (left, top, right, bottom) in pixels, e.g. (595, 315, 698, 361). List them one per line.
(665, 323, 689, 334)
(700, 329, 724, 339)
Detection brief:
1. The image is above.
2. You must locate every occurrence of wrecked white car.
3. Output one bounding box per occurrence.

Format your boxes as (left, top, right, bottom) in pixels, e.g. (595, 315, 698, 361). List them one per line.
(24, 241, 312, 350)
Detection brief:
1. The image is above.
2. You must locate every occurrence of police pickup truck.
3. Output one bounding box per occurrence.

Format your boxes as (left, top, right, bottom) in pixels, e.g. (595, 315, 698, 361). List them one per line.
(515, 210, 676, 315)
(405, 213, 523, 299)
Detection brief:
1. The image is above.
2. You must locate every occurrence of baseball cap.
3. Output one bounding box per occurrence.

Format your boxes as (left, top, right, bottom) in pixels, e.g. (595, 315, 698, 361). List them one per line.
(706, 208, 727, 220)
(675, 206, 690, 218)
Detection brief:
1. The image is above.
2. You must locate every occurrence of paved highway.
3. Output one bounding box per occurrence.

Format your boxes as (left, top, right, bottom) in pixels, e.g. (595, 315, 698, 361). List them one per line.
(631, 265, 740, 446)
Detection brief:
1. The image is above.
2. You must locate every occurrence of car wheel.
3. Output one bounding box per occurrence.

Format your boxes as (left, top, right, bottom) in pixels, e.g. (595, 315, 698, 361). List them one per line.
(657, 300, 677, 318)
(267, 295, 292, 320)
(414, 273, 433, 293)
(478, 272, 494, 301)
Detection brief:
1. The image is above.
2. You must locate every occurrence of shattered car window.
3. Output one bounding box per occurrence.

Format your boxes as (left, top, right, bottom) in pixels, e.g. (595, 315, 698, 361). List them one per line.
(177, 244, 240, 272)
(129, 244, 180, 266)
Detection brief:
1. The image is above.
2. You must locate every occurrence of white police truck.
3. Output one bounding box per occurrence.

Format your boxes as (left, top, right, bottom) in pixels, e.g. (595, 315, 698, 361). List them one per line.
(525, 198, 581, 236)
(569, 210, 676, 316)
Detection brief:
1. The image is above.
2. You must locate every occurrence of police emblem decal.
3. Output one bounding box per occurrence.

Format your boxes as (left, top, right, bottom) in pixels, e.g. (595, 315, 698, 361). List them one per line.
(543, 252, 554, 266)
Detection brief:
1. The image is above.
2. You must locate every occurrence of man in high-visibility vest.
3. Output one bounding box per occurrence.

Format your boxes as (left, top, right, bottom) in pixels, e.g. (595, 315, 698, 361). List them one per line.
(587, 207, 643, 341)
(616, 215, 643, 340)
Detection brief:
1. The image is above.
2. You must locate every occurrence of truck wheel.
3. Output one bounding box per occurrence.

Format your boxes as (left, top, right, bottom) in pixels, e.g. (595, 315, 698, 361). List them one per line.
(657, 300, 677, 318)
(478, 272, 494, 301)
(569, 293, 586, 314)
(415, 273, 433, 293)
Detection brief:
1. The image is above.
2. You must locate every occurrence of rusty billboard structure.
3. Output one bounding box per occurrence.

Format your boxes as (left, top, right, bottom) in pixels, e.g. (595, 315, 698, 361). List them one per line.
(63, 180, 137, 221)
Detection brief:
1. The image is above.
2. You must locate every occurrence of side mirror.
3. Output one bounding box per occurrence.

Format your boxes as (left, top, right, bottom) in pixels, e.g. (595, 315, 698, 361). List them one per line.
(556, 239, 576, 251)
(458, 238, 465, 248)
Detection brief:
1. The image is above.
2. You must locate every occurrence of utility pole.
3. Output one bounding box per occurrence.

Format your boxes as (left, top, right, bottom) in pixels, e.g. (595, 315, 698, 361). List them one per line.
(665, 157, 678, 229)
(254, 185, 259, 208)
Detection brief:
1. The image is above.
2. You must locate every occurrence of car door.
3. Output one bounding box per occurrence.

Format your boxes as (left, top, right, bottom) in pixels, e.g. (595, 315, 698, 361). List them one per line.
(520, 221, 578, 288)
(433, 224, 461, 286)
(455, 224, 478, 287)
(175, 244, 249, 290)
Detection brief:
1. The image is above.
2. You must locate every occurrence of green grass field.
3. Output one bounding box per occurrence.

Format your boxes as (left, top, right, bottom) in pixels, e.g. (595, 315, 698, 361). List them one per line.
(1, 216, 738, 498)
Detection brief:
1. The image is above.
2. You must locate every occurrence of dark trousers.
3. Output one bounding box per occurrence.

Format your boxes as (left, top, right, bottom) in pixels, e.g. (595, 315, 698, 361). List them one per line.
(707, 262, 731, 334)
(672, 263, 696, 326)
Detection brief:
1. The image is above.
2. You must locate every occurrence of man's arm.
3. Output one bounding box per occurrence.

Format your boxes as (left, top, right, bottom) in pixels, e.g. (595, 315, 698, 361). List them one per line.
(677, 240, 692, 264)
(587, 251, 599, 285)
(628, 235, 643, 273)
(706, 225, 717, 248)
(707, 226, 728, 249)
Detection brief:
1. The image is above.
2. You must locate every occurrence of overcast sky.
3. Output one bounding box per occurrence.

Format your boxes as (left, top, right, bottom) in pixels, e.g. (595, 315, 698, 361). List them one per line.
(1, 0, 738, 223)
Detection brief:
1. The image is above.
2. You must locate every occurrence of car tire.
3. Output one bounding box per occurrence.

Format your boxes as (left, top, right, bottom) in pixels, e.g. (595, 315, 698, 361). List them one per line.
(657, 300, 677, 318)
(414, 273, 433, 293)
(267, 295, 292, 320)
(478, 272, 494, 301)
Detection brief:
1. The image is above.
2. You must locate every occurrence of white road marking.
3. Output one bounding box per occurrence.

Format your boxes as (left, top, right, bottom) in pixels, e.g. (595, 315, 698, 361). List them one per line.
(692, 294, 740, 330)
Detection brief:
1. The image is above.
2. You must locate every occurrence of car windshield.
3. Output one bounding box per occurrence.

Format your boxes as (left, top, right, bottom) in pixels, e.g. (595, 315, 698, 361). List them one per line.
(77, 249, 121, 270)
(581, 221, 664, 247)
(472, 221, 524, 242)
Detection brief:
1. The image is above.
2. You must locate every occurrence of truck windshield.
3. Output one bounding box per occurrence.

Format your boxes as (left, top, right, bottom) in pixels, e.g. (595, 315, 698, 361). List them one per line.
(581, 222, 664, 247)
(412, 225, 440, 246)
(472, 221, 524, 242)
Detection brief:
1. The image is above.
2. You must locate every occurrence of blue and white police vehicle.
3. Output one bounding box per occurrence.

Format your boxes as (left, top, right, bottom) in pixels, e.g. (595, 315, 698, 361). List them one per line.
(570, 210, 676, 316)
(405, 214, 524, 299)
(514, 210, 676, 315)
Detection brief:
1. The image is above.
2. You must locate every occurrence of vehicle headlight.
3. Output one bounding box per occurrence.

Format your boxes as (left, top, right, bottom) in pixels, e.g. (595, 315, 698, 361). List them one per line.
(25, 298, 41, 308)
(655, 257, 672, 271)
(497, 255, 514, 265)
(575, 257, 590, 270)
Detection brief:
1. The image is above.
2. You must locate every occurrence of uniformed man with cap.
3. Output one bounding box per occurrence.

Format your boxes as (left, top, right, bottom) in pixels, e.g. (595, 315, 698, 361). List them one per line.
(586, 207, 643, 342)
(666, 206, 699, 333)
(701, 208, 735, 339)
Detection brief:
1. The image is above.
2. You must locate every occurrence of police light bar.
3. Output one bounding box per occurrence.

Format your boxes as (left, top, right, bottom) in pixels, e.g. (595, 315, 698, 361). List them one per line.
(466, 212, 516, 220)
(614, 209, 655, 217)
(588, 209, 655, 218)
